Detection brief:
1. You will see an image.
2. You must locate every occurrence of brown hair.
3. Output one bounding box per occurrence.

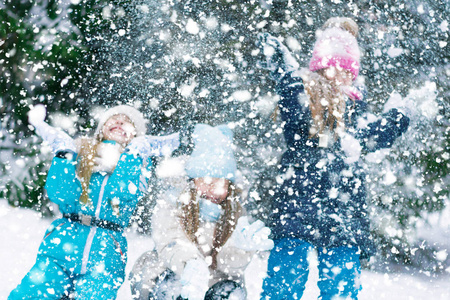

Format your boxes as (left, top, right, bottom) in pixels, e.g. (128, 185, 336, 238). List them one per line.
(179, 181, 242, 270)
(322, 17, 359, 37)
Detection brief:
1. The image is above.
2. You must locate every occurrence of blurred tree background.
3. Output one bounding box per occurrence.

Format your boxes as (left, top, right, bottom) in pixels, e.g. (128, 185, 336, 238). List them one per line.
(1, 0, 448, 272)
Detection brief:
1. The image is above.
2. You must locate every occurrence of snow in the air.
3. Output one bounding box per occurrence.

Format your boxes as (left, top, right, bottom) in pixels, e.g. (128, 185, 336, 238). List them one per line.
(1, 0, 449, 299)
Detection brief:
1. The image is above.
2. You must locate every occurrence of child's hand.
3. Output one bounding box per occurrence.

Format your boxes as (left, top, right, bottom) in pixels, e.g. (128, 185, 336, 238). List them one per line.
(28, 104, 47, 126)
(28, 104, 76, 155)
(126, 133, 181, 160)
(230, 216, 274, 251)
(180, 258, 210, 300)
(257, 32, 299, 82)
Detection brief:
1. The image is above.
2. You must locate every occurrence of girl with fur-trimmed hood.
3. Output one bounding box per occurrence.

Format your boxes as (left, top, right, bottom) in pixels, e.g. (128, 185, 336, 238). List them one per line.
(9, 104, 181, 300)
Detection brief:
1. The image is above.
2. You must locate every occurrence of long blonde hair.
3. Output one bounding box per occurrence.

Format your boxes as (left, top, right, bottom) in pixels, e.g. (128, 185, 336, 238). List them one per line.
(76, 137, 102, 205)
(272, 18, 359, 138)
(180, 181, 242, 270)
(306, 17, 359, 138)
(303, 69, 348, 137)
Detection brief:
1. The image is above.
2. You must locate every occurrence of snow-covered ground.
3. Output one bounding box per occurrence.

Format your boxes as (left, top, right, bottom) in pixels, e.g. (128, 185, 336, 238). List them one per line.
(1, 200, 449, 300)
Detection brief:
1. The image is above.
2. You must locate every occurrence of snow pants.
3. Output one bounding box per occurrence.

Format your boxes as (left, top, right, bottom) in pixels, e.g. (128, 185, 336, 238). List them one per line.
(9, 217, 127, 300)
(8, 255, 123, 300)
(261, 238, 361, 300)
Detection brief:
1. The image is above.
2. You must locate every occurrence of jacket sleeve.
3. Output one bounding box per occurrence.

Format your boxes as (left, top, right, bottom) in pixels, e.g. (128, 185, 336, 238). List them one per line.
(276, 71, 312, 148)
(151, 200, 202, 275)
(106, 152, 145, 210)
(354, 108, 410, 152)
(44, 155, 81, 209)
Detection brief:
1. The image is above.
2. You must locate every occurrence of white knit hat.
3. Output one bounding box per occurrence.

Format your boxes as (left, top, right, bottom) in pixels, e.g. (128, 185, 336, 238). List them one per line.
(94, 105, 147, 137)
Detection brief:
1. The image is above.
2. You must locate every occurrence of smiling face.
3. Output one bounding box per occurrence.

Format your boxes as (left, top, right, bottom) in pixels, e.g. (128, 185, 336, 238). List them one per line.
(101, 114, 136, 145)
(194, 177, 230, 204)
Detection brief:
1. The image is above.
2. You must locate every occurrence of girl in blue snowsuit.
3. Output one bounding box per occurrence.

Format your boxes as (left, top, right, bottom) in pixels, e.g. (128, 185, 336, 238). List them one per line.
(257, 18, 410, 299)
(9, 105, 182, 299)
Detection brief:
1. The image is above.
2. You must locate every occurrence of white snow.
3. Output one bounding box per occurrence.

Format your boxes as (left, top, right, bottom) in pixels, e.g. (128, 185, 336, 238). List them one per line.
(179, 80, 198, 97)
(387, 47, 404, 58)
(340, 132, 362, 164)
(186, 19, 200, 35)
(1, 200, 449, 299)
(204, 17, 219, 30)
(232, 90, 253, 102)
(253, 95, 279, 117)
(383, 82, 439, 120)
(439, 20, 448, 32)
(128, 182, 138, 195)
(28, 104, 46, 126)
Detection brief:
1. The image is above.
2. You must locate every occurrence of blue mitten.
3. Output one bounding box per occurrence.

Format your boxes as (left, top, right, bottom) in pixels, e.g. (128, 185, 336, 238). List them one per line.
(180, 258, 210, 300)
(28, 105, 76, 155)
(126, 132, 180, 161)
(257, 32, 300, 82)
(230, 216, 274, 251)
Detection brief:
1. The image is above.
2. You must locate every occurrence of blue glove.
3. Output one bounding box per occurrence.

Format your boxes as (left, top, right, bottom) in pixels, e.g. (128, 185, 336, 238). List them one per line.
(180, 259, 210, 300)
(126, 132, 180, 161)
(230, 216, 274, 251)
(257, 32, 300, 82)
(28, 104, 76, 155)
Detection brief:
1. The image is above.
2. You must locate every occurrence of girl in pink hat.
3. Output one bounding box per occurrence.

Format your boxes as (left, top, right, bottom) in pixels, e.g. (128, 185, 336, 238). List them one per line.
(257, 17, 410, 299)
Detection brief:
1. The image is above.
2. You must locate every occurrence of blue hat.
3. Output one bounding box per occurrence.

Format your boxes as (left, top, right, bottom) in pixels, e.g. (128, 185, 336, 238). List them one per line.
(185, 124, 237, 182)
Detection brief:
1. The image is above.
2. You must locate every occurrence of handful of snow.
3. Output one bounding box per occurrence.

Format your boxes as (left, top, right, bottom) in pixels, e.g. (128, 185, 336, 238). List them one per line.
(383, 81, 439, 120)
(94, 142, 123, 173)
(28, 104, 47, 126)
(340, 132, 362, 164)
(230, 216, 274, 251)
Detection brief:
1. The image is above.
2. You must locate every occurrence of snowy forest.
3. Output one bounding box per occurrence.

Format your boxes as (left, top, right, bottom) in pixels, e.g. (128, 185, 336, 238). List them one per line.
(0, 0, 449, 299)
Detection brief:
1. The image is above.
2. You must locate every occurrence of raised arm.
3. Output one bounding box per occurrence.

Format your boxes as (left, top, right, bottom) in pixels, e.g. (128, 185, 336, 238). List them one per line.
(355, 108, 409, 152)
(28, 104, 76, 155)
(28, 105, 80, 209)
(257, 33, 312, 147)
(276, 72, 312, 147)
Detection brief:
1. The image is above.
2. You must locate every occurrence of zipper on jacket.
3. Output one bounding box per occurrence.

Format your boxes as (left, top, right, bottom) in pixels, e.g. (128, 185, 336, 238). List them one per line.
(81, 175, 109, 274)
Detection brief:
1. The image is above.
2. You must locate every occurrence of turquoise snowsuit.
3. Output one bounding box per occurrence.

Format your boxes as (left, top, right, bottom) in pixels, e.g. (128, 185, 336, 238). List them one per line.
(9, 146, 150, 299)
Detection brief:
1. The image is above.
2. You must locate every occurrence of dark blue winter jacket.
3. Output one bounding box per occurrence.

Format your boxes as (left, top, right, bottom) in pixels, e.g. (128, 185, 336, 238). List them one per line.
(269, 72, 409, 258)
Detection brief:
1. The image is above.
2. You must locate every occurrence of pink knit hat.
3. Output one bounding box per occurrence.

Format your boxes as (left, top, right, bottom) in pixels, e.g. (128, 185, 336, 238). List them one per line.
(309, 18, 360, 79)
